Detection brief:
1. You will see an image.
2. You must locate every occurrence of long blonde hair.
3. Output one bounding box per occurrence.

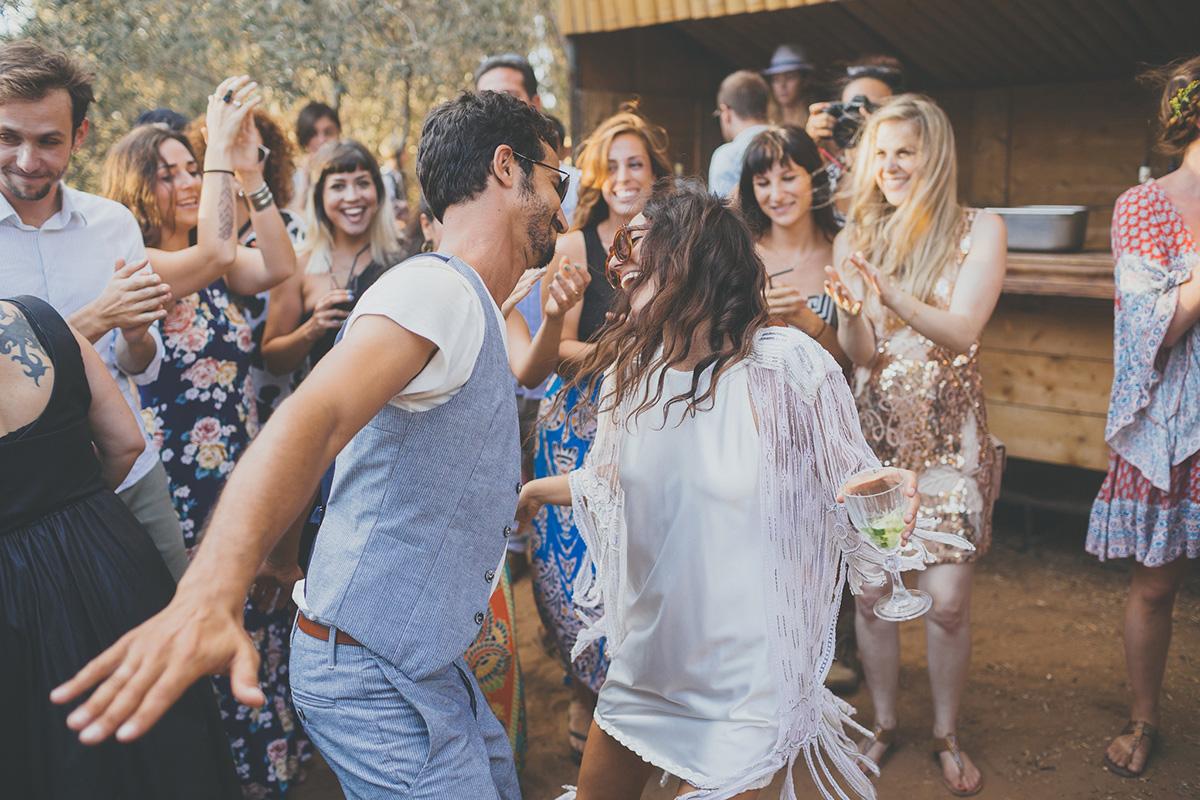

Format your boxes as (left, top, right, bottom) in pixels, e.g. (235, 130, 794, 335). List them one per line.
(572, 102, 672, 230)
(843, 94, 961, 303)
(302, 139, 401, 274)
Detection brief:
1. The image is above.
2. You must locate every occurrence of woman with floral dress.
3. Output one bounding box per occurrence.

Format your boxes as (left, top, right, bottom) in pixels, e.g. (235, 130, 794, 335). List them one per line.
(1088, 58, 1200, 779)
(102, 76, 300, 798)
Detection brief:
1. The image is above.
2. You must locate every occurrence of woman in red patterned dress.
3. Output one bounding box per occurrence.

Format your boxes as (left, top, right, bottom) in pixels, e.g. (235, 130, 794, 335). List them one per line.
(1087, 57, 1200, 779)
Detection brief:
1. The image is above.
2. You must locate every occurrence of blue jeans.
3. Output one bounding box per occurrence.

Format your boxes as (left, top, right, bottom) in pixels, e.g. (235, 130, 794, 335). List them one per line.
(289, 620, 520, 799)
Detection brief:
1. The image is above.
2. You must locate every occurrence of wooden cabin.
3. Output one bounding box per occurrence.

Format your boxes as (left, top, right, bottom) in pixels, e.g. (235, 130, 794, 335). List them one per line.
(558, 0, 1200, 473)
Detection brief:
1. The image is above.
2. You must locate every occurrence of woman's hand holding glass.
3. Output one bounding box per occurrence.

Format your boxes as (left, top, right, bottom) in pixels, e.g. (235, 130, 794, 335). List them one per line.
(304, 289, 354, 341)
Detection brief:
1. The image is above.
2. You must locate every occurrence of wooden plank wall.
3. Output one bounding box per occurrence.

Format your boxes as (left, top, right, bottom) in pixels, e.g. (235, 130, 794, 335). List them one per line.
(933, 79, 1168, 252)
(980, 295, 1113, 471)
(572, 26, 730, 176)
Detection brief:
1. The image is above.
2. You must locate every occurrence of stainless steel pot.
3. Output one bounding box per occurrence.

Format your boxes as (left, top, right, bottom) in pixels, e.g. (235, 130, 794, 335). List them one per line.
(984, 205, 1089, 252)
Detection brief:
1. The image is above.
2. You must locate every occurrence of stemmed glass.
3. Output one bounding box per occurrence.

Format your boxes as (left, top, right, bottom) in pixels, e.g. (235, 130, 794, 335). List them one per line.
(841, 467, 933, 622)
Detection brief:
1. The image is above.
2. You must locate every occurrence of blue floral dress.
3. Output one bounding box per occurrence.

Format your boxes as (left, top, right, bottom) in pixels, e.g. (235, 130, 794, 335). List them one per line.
(140, 279, 309, 798)
(531, 376, 609, 692)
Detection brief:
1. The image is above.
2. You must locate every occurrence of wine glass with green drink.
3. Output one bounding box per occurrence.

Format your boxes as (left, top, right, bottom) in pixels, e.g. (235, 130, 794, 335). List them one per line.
(842, 467, 933, 622)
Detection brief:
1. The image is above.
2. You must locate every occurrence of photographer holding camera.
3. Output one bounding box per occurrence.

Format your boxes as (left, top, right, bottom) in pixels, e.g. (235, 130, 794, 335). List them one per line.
(807, 55, 906, 206)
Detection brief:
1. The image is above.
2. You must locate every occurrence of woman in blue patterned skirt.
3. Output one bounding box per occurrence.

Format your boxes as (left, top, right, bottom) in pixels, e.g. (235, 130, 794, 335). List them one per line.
(102, 77, 301, 798)
(531, 105, 672, 759)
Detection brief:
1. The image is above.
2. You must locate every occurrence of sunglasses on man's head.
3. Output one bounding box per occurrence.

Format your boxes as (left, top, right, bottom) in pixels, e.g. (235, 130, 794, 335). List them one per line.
(605, 223, 649, 288)
(511, 150, 570, 203)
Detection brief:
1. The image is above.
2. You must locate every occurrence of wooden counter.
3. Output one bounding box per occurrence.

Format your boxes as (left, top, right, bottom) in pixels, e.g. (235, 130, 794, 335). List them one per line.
(982, 255, 1114, 471)
(1003, 251, 1114, 300)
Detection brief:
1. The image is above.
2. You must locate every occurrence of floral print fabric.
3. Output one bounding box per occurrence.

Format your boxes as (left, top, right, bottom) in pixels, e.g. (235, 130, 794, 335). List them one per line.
(1088, 181, 1200, 567)
(140, 279, 308, 798)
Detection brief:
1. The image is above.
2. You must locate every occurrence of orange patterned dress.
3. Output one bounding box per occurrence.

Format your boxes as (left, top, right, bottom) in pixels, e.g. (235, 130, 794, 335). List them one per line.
(851, 210, 997, 563)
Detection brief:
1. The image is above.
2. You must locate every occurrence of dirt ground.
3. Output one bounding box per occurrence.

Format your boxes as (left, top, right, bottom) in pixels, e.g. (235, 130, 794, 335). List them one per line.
(292, 508, 1199, 800)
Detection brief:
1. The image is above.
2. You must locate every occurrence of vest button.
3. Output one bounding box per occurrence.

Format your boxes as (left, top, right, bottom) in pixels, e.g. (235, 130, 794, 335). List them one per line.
(474, 611, 485, 625)
(485, 569, 496, 583)
(503, 526, 512, 538)
(516, 483, 522, 494)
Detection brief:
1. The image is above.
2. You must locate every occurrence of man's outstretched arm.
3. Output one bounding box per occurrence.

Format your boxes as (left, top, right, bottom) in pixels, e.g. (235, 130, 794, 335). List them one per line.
(51, 315, 435, 744)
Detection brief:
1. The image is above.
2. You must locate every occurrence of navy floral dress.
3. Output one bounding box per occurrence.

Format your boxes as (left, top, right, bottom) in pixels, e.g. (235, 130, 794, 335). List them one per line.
(140, 279, 308, 799)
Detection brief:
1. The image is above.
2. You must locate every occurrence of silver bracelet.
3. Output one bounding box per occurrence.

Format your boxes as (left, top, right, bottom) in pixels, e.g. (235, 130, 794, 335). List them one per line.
(246, 182, 274, 212)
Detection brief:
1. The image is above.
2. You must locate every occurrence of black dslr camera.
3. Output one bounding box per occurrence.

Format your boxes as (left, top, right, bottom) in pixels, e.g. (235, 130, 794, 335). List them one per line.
(825, 94, 878, 149)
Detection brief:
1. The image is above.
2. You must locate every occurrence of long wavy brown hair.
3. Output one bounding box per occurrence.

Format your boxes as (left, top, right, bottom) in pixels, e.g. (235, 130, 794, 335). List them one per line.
(572, 101, 673, 230)
(568, 178, 769, 422)
(101, 124, 195, 247)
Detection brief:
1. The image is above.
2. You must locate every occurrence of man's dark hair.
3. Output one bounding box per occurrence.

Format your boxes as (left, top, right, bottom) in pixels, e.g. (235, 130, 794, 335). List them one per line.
(0, 39, 95, 130)
(545, 113, 566, 152)
(134, 107, 189, 131)
(418, 91, 557, 221)
(717, 70, 770, 122)
(474, 53, 538, 99)
(296, 101, 340, 148)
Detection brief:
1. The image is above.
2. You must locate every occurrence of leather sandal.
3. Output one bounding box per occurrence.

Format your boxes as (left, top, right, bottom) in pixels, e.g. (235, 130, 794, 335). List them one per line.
(859, 724, 899, 774)
(567, 699, 590, 764)
(1102, 720, 1157, 778)
(932, 733, 984, 797)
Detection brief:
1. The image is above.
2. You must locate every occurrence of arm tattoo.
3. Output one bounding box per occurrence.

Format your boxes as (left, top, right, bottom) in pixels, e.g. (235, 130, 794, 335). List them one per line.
(0, 303, 50, 386)
(218, 173, 235, 240)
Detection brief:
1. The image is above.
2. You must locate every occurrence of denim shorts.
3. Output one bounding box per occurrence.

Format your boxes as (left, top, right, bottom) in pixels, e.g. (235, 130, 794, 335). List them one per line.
(289, 619, 520, 800)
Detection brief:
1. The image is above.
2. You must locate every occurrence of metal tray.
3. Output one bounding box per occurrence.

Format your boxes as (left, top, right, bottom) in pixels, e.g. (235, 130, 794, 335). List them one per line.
(984, 205, 1089, 252)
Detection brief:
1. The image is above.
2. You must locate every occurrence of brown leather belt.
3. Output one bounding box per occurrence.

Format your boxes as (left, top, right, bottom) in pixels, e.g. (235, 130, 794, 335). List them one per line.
(296, 612, 362, 646)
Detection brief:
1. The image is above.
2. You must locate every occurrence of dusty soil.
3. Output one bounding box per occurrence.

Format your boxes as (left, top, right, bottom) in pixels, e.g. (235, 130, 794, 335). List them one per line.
(293, 511, 1199, 800)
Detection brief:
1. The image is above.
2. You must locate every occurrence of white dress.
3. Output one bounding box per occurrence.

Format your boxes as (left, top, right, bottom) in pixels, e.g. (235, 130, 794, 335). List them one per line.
(595, 362, 779, 787)
(563, 328, 901, 800)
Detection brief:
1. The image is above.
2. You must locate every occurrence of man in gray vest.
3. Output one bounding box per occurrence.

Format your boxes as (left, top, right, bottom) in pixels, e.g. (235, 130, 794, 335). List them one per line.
(52, 91, 568, 799)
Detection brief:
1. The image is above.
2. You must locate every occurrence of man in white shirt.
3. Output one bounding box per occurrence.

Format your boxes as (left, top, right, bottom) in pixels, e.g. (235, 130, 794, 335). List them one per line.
(0, 40, 185, 580)
(56, 90, 568, 800)
(708, 70, 772, 198)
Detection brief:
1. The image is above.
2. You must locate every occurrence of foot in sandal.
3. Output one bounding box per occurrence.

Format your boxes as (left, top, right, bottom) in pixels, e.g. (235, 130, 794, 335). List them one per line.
(858, 724, 898, 774)
(1102, 720, 1157, 778)
(933, 733, 984, 797)
(567, 698, 592, 764)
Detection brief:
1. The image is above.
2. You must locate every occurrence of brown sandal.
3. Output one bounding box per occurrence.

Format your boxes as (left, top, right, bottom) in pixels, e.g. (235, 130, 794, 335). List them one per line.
(858, 724, 899, 774)
(1102, 720, 1157, 778)
(932, 733, 984, 797)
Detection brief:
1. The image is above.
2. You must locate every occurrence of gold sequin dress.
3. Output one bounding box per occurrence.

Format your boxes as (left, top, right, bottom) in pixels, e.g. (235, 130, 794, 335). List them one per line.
(852, 210, 996, 563)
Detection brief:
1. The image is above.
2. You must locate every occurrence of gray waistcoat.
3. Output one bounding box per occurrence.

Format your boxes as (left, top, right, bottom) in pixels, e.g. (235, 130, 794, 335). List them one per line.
(303, 255, 520, 679)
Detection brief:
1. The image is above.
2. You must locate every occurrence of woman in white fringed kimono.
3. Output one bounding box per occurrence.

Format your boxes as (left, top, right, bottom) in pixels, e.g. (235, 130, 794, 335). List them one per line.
(517, 179, 923, 800)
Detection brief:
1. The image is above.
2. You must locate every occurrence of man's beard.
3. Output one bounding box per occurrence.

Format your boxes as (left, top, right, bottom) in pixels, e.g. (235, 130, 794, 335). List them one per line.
(523, 195, 558, 270)
(1, 166, 64, 202)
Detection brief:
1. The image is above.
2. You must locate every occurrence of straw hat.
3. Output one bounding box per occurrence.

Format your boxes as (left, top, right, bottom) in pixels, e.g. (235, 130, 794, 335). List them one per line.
(763, 44, 814, 76)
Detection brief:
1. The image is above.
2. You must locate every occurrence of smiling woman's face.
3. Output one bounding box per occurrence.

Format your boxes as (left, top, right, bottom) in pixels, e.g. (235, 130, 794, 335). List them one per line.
(872, 119, 921, 207)
(321, 168, 379, 238)
(154, 138, 201, 231)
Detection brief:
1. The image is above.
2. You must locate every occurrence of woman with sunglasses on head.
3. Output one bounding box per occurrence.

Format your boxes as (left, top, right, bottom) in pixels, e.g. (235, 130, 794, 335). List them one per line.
(529, 104, 673, 760)
(519, 178, 920, 800)
(739, 125, 847, 367)
(261, 140, 402, 378)
(102, 76, 300, 799)
(189, 108, 308, 425)
(824, 95, 1005, 797)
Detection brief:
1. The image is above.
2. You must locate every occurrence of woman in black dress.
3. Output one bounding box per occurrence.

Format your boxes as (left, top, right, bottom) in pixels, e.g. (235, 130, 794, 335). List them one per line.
(1, 295, 237, 799)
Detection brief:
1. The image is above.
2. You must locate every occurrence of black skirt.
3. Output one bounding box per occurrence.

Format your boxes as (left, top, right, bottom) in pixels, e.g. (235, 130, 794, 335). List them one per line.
(0, 491, 240, 799)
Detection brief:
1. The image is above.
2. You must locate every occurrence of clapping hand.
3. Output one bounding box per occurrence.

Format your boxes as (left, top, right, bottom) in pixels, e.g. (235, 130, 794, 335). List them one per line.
(204, 77, 261, 159)
(845, 251, 897, 306)
(824, 262, 862, 317)
(94, 258, 172, 340)
(544, 259, 590, 320)
(501, 267, 547, 317)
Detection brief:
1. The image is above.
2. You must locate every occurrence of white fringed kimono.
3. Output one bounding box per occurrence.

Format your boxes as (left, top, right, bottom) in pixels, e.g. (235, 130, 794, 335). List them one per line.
(562, 327, 895, 800)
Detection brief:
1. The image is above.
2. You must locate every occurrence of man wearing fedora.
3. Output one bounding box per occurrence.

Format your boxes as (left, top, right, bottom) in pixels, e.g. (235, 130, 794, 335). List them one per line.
(764, 43, 816, 127)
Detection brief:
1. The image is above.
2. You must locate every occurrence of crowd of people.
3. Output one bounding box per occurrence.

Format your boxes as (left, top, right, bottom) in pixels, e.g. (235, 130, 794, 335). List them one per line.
(0, 32, 1196, 800)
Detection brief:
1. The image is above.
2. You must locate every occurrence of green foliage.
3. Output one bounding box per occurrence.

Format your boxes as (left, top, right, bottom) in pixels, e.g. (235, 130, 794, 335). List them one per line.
(0, 0, 567, 193)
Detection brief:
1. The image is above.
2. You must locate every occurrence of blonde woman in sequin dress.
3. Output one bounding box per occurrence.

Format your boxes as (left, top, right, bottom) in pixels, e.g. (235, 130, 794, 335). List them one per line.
(825, 95, 1006, 798)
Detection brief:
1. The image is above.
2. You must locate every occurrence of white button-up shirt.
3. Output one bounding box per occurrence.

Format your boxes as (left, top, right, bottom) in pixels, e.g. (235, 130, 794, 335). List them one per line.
(0, 183, 165, 492)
